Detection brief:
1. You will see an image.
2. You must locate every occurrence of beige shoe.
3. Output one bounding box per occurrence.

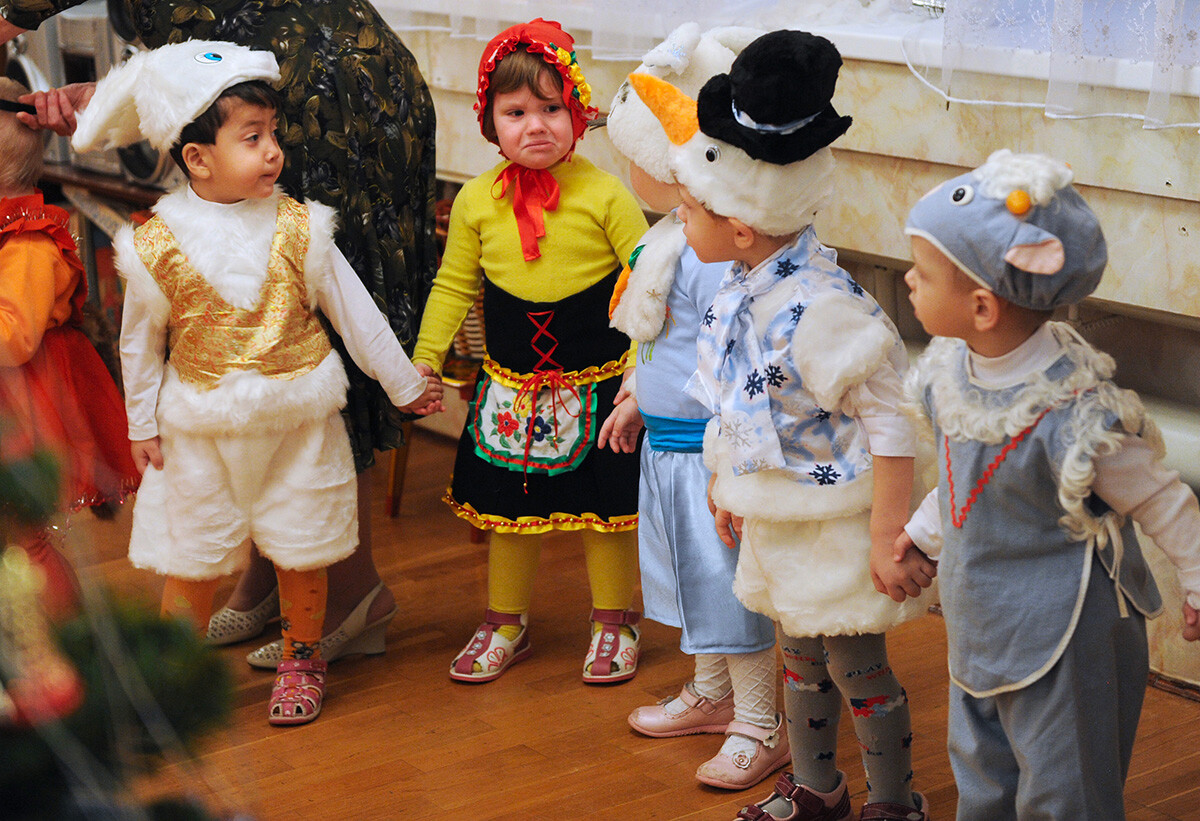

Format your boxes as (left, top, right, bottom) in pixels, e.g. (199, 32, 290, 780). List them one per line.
(246, 582, 395, 669)
(206, 587, 279, 646)
(628, 685, 735, 737)
(696, 714, 791, 790)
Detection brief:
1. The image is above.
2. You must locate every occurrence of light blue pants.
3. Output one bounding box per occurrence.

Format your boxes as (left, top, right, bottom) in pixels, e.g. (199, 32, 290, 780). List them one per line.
(637, 446, 775, 654)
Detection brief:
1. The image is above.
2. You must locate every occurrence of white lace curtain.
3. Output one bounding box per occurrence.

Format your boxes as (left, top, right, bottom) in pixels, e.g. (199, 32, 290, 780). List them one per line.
(373, 0, 775, 61)
(915, 0, 1200, 129)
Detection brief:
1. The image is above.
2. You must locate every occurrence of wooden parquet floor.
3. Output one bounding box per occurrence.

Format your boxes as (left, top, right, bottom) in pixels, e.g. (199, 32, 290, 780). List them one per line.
(69, 429, 1200, 820)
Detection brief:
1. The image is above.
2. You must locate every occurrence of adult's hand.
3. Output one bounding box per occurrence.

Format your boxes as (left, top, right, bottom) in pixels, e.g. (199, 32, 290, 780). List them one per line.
(16, 82, 96, 136)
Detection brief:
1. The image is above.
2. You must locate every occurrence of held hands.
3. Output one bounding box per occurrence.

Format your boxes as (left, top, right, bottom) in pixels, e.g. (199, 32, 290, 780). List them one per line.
(130, 437, 163, 474)
(1184, 601, 1200, 642)
(597, 383, 643, 453)
(870, 528, 937, 603)
(707, 474, 743, 548)
(16, 83, 96, 135)
(399, 365, 445, 416)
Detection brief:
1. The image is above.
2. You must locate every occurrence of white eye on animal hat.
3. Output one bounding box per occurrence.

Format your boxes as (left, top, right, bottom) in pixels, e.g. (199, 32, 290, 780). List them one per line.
(905, 149, 1108, 311)
(72, 39, 280, 154)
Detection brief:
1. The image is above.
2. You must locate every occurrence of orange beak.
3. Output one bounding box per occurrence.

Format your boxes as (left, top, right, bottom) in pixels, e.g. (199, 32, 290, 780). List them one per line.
(627, 73, 699, 146)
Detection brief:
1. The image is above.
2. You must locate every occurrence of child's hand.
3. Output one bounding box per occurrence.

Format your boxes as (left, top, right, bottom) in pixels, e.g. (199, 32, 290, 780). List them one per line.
(871, 529, 936, 603)
(131, 437, 163, 474)
(399, 373, 445, 416)
(713, 506, 743, 549)
(1183, 600, 1200, 642)
(597, 391, 642, 453)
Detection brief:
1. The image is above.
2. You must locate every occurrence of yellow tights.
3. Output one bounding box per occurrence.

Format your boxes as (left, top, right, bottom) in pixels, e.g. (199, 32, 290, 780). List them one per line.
(161, 567, 326, 660)
(487, 529, 638, 640)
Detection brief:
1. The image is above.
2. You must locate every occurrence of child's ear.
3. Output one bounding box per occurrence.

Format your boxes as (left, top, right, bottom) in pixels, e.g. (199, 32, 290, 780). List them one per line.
(971, 288, 1002, 332)
(181, 143, 212, 180)
(729, 217, 756, 250)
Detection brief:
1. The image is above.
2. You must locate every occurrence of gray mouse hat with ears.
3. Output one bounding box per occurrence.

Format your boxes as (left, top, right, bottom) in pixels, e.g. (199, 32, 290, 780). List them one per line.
(905, 150, 1107, 310)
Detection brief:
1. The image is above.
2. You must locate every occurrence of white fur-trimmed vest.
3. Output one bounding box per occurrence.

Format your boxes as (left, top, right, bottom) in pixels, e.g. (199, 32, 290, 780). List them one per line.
(127, 193, 348, 437)
(697, 229, 908, 522)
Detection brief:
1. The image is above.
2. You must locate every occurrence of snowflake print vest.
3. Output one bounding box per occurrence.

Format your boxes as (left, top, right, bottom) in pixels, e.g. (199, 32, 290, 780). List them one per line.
(689, 228, 880, 491)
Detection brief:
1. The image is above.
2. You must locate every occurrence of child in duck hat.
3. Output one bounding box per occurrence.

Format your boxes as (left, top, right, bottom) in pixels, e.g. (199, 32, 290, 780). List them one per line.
(604, 23, 788, 792)
(410, 19, 651, 685)
(73, 39, 441, 725)
(899, 149, 1200, 818)
(631, 29, 935, 821)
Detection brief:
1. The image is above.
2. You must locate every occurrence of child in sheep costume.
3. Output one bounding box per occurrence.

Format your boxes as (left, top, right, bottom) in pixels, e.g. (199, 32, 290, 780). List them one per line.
(630, 29, 934, 821)
(72, 40, 439, 725)
(605, 23, 786, 792)
(900, 149, 1200, 819)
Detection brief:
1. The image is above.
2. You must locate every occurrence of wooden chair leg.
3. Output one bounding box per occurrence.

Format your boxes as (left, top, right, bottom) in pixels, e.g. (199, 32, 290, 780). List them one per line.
(385, 421, 414, 518)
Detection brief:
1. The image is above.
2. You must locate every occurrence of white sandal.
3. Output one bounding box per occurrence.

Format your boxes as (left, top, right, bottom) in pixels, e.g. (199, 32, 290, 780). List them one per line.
(449, 610, 532, 683)
(246, 582, 394, 669)
(582, 608, 640, 684)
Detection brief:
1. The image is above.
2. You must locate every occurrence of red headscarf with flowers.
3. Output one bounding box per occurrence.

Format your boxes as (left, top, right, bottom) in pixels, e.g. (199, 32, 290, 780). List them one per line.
(476, 18, 598, 260)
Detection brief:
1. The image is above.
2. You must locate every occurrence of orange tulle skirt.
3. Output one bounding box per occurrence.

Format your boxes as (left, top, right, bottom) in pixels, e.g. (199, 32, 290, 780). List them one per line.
(0, 325, 140, 511)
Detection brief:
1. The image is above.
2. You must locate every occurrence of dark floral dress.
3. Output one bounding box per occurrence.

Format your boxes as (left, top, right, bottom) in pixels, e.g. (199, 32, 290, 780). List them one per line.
(2, 0, 439, 470)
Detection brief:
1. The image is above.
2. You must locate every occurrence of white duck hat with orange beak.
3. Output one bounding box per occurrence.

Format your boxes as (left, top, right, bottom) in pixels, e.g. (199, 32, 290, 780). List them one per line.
(628, 29, 851, 237)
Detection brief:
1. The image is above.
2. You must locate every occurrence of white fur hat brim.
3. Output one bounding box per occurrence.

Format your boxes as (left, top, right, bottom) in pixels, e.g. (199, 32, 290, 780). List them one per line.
(73, 40, 280, 153)
(608, 24, 762, 183)
(673, 143, 836, 236)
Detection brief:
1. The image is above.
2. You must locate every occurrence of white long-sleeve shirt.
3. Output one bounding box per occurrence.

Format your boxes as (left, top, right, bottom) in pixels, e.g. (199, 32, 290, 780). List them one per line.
(118, 186, 426, 440)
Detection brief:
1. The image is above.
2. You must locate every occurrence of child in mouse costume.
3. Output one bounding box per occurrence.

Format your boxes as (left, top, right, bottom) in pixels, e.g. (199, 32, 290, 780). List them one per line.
(899, 149, 1200, 819)
(631, 29, 935, 821)
(71, 40, 440, 725)
(604, 23, 786, 791)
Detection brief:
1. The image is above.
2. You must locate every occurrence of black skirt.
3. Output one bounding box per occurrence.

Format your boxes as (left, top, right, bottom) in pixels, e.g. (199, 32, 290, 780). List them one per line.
(446, 271, 640, 532)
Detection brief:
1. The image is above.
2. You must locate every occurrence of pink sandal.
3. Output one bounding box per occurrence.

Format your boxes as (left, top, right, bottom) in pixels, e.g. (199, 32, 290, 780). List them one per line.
(268, 658, 327, 726)
(449, 609, 531, 683)
(582, 608, 641, 684)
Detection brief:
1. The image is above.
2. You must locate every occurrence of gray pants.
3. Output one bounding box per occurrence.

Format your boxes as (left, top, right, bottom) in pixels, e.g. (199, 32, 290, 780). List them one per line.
(949, 556, 1148, 821)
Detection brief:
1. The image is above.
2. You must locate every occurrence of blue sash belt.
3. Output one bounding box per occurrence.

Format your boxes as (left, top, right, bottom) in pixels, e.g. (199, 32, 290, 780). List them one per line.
(642, 412, 707, 453)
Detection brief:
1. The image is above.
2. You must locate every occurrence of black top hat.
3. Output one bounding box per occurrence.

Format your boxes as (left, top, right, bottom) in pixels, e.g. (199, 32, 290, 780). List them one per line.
(697, 30, 851, 165)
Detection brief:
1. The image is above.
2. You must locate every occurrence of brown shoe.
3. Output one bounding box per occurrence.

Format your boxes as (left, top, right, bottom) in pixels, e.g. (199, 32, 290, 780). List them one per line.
(628, 685, 735, 737)
(859, 792, 930, 821)
(736, 771, 852, 820)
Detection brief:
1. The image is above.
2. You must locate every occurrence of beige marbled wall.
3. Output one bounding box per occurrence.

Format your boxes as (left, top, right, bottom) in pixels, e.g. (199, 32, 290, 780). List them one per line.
(410, 29, 1200, 320)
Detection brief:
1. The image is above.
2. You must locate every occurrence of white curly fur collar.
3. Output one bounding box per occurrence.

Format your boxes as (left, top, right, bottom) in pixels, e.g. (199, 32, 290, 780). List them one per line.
(908, 322, 1164, 602)
(912, 322, 1121, 445)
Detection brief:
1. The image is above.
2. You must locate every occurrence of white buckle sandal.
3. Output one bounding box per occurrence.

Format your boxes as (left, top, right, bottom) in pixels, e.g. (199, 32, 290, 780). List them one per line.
(582, 607, 640, 684)
(449, 609, 531, 683)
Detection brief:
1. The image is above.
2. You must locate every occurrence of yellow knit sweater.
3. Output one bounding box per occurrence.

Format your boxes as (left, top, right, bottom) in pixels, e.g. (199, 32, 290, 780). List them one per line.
(412, 156, 648, 371)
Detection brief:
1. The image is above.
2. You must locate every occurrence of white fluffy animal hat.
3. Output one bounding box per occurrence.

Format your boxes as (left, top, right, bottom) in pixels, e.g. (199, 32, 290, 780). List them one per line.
(628, 30, 850, 236)
(72, 40, 280, 153)
(607, 23, 763, 183)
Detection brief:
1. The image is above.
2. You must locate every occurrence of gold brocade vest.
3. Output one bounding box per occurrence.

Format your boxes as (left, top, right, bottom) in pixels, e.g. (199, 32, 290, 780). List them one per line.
(133, 197, 332, 390)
